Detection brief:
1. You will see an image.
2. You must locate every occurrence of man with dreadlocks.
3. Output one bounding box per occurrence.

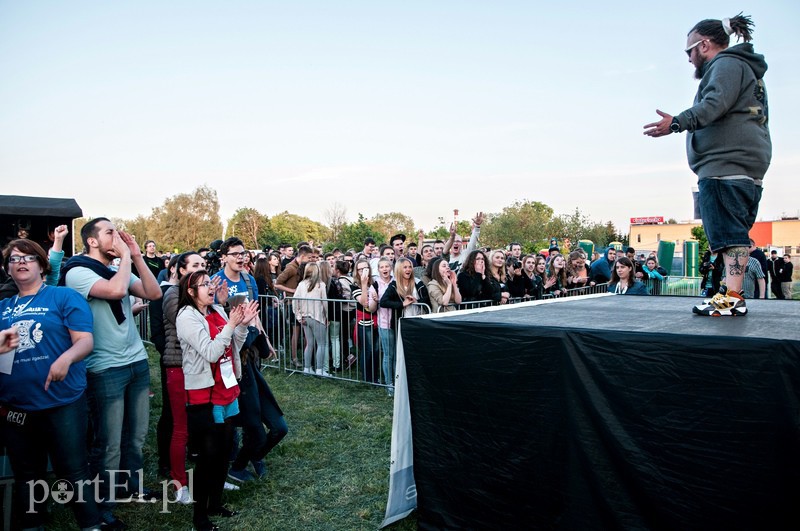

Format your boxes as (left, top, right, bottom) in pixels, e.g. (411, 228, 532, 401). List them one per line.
(643, 13, 771, 317)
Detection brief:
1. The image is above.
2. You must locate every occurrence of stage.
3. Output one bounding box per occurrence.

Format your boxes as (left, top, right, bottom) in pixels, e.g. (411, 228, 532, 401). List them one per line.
(383, 294, 800, 530)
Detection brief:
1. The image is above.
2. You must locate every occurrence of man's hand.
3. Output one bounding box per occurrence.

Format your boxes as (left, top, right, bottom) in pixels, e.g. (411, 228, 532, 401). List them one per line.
(643, 109, 674, 137)
(118, 231, 141, 259)
(472, 212, 485, 228)
(112, 231, 132, 259)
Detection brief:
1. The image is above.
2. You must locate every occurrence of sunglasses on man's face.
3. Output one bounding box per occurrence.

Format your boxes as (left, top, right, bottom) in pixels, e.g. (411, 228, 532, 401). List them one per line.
(685, 39, 707, 56)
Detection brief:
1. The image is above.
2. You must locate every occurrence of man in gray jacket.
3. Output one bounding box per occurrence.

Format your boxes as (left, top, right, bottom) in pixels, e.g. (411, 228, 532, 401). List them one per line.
(644, 13, 771, 317)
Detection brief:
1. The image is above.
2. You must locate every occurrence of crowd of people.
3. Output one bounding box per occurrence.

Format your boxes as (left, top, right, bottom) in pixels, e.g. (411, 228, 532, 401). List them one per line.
(0, 212, 796, 529)
(0, 221, 287, 531)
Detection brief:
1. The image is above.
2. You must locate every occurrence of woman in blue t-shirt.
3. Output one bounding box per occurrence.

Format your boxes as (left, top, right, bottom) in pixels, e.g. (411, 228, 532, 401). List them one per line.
(0, 239, 103, 529)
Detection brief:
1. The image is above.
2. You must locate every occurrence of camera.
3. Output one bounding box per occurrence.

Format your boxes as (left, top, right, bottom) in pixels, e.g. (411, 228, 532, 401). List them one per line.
(205, 239, 223, 274)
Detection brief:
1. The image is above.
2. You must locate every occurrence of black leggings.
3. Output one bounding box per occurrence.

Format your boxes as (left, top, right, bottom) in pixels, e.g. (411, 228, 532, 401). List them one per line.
(186, 404, 233, 526)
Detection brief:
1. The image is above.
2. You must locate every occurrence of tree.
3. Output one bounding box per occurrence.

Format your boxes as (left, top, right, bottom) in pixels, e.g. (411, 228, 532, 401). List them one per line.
(227, 208, 269, 249)
(149, 185, 223, 252)
(480, 200, 555, 251)
(324, 202, 348, 243)
(332, 214, 385, 252)
(71, 217, 91, 254)
(116, 215, 151, 249)
(262, 211, 327, 249)
(691, 225, 709, 255)
(369, 212, 417, 242)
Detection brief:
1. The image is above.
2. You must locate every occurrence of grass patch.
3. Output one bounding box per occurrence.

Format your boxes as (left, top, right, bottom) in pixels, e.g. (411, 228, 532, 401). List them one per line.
(43, 347, 417, 530)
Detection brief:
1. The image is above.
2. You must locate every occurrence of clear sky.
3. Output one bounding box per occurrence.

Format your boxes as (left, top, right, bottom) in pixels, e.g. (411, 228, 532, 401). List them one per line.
(1, 1, 797, 235)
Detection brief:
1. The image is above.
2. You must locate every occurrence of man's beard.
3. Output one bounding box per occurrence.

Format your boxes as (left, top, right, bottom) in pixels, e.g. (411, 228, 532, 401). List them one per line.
(694, 56, 706, 80)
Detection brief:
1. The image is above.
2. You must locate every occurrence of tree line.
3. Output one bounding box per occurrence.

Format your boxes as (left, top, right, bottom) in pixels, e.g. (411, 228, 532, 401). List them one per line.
(72, 185, 628, 255)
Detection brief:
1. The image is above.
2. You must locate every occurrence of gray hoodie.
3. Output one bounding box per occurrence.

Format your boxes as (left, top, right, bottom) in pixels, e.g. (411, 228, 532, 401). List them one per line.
(675, 43, 771, 181)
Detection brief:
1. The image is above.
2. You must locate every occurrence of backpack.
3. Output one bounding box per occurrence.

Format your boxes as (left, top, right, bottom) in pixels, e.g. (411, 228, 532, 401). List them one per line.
(338, 276, 357, 312)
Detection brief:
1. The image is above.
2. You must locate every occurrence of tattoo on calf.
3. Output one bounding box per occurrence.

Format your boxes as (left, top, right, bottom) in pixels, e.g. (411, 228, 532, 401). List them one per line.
(725, 246, 748, 277)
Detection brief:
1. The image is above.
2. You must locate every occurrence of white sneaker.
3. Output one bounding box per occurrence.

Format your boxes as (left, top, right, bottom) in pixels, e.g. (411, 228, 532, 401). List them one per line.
(315, 369, 323, 376)
(321, 370, 331, 377)
(175, 485, 192, 505)
(303, 368, 312, 374)
(223, 481, 240, 491)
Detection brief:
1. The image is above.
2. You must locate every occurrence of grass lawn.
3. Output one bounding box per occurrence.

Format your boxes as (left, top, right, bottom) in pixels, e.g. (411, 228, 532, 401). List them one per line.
(45, 347, 417, 530)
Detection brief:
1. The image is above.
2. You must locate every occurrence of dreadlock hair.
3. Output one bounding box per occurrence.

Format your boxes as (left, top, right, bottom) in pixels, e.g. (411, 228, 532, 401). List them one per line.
(690, 13, 755, 47)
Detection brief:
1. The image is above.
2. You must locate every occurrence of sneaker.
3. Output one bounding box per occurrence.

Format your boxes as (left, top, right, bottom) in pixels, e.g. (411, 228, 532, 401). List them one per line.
(321, 370, 332, 378)
(251, 459, 268, 479)
(100, 515, 126, 530)
(129, 487, 161, 503)
(227, 467, 255, 483)
(693, 287, 747, 316)
(315, 368, 323, 376)
(303, 367, 312, 374)
(223, 481, 240, 491)
(175, 485, 192, 505)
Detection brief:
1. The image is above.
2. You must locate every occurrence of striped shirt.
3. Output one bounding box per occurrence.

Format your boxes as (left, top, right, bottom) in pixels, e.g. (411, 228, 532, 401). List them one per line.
(742, 256, 765, 299)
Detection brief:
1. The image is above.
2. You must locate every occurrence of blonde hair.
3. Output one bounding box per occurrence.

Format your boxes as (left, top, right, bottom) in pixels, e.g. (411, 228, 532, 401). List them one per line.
(318, 260, 331, 287)
(303, 262, 320, 291)
(488, 249, 508, 283)
(393, 257, 416, 299)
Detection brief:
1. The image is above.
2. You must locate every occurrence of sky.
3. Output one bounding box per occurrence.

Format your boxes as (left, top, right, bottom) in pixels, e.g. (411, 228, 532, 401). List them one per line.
(1, 1, 798, 237)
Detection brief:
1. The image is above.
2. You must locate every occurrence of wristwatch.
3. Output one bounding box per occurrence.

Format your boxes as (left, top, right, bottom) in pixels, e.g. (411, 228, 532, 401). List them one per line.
(669, 117, 681, 133)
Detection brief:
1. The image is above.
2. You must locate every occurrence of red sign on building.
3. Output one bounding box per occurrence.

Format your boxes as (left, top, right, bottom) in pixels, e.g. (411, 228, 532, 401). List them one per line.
(630, 216, 664, 225)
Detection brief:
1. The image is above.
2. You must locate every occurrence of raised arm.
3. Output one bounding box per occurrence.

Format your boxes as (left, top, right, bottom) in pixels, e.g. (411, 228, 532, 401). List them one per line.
(464, 212, 484, 255)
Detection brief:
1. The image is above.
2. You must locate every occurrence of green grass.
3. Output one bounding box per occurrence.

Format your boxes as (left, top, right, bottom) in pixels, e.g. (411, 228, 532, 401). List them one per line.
(44, 347, 418, 530)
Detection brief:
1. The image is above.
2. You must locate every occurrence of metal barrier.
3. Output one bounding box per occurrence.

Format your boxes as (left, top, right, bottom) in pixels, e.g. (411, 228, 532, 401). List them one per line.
(132, 278, 705, 389)
(261, 295, 430, 389)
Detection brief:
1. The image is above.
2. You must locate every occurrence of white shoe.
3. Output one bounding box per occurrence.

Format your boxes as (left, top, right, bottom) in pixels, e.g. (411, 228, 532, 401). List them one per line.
(223, 481, 240, 491)
(321, 370, 331, 377)
(303, 368, 312, 374)
(176, 485, 192, 505)
(315, 369, 323, 375)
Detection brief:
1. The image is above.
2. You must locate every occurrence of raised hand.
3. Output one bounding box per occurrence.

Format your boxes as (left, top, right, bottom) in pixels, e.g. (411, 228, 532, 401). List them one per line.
(212, 277, 229, 305)
(118, 231, 140, 258)
(112, 231, 131, 259)
(240, 300, 260, 325)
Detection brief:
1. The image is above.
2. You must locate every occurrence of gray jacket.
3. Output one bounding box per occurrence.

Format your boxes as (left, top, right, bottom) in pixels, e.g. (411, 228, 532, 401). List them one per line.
(176, 304, 248, 390)
(161, 285, 182, 368)
(675, 43, 771, 181)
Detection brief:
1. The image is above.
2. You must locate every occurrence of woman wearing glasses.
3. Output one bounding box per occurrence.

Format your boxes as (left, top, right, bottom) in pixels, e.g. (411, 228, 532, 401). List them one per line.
(176, 269, 258, 531)
(0, 239, 104, 529)
(160, 251, 208, 504)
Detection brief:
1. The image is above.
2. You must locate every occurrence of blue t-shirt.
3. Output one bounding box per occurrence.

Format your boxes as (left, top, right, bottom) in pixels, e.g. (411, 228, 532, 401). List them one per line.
(212, 270, 258, 304)
(0, 285, 93, 411)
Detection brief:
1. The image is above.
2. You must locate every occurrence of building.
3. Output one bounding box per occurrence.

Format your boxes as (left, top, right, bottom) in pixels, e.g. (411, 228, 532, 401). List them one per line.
(629, 218, 800, 255)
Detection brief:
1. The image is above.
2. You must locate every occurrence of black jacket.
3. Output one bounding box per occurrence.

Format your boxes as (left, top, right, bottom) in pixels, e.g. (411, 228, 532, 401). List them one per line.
(379, 279, 430, 328)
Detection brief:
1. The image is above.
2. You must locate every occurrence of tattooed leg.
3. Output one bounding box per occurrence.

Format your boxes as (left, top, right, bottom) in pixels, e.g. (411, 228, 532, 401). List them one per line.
(722, 246, 748, 293)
